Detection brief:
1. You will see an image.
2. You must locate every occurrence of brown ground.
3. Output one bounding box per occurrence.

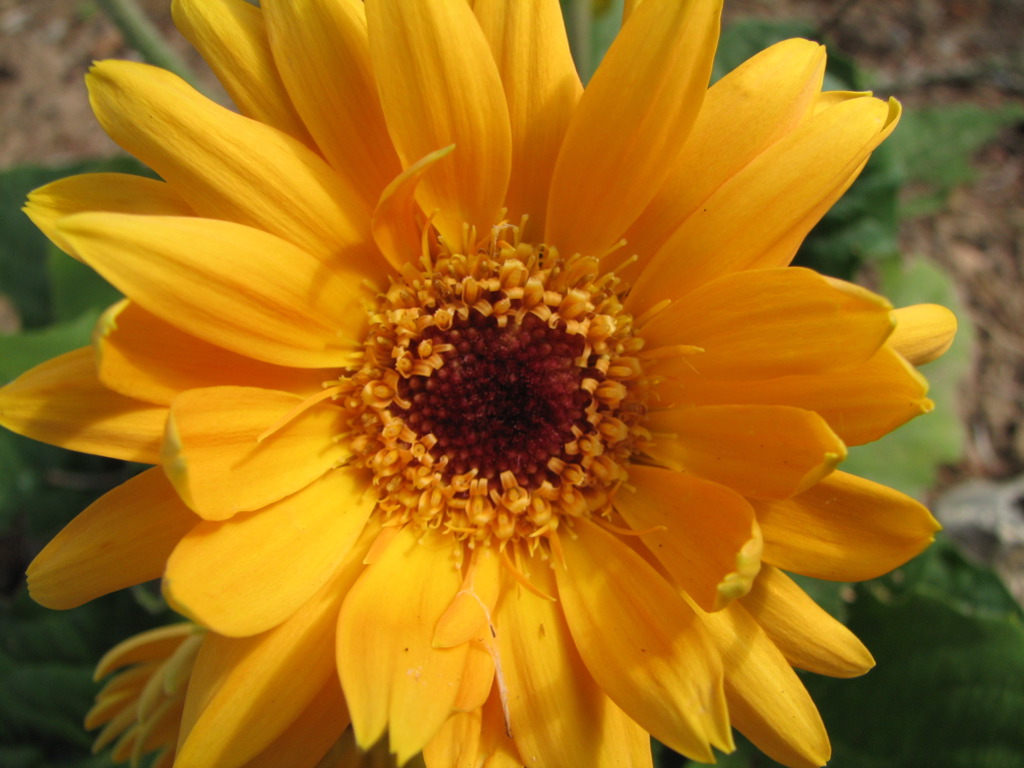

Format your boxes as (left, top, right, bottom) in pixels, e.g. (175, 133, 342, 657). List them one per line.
(1, 0, 1022, 508)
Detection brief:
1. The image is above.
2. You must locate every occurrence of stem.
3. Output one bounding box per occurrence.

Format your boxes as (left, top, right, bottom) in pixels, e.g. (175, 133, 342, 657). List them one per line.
(95, 0, 198, 86)
(563, 0, 592, 82)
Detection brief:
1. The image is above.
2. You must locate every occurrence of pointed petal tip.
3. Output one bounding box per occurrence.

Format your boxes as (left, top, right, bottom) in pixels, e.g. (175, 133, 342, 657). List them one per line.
(890, 303, 958, 366)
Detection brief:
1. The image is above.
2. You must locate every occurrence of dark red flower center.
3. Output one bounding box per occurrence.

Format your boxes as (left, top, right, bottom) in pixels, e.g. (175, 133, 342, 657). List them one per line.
(397, 311, 592, 488)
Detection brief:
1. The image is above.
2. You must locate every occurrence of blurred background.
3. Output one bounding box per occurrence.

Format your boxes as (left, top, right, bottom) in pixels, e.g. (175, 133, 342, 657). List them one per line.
(0, 0, 1022, 766)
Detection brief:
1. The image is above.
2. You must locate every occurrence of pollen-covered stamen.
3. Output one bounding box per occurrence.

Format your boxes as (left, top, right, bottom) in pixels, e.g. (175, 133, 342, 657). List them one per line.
(399, 312, 590, 488)
(339, 239, 650, 548)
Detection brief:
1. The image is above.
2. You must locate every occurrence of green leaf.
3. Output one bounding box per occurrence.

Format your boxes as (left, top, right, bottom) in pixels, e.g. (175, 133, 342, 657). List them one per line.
(0, 311, 99, 383)
(48, 244, 122, 325)
(888, 103, 1024, 217)
(808, 582, 1024, 767)
(0, 157, 145, 331)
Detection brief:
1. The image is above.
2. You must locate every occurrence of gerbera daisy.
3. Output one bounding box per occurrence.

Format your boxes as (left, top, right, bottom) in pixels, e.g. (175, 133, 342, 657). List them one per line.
(1, 0, 957, 766)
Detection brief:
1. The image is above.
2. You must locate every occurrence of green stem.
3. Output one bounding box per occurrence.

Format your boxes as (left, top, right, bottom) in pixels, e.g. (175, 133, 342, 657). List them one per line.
(563, 0, 593, 82)
(95, 0, 198, 87)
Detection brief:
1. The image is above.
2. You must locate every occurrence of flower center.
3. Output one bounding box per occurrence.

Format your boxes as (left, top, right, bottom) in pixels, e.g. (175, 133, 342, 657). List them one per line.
(398, 312, 590, 489)
(338, 236, 649, 552)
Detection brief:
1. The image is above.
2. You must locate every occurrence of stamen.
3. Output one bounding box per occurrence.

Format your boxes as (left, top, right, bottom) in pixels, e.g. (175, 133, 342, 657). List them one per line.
(500, 550, 555, 601)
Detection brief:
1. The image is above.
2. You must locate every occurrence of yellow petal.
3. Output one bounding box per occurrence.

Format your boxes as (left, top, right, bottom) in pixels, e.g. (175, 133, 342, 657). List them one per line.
(653, 345, 932, 447)
(162, 386, 347, 521)
(24, 173, 192, 259)
(423, 710, 484, 768)
(372, 146, 455, 272)
(434, 544, 501, 648)
(239, 678, 350, 768)
(262, 0, 401, 208)
(177, 525, 376, 768)
(616, 465, 761, 611)
(629, 95, 899, 307)
(165, 469, 374, 637)
(753, 470, 941, 581)
(639, 267, 894, 378)
(171, 0, 315, 146)
(496, 553, 654, 768)
(453, 643, 495, 713)
(86, 60, 378, 276)
(544, 0, 721, 257)
(744, 566, 874, 678)
(86, 688, 137, 730)
(337, 525, 468, 763)
(556, 519, 731, 762)
(365, 0, 511, 248)
(58, 213, 364, 369)
(474, 0, 581, 238)
(0, 347, 165, 462)
(27, 468, 194, 609)
(889, 303, 958, 365)
(94, 662, 159, 703)
(646, 404, 846, 499)
(96, 301, 334, 406)
(621, 38, 826, 273)
(697, 600, 831, 768)
(94, 622, 197, 681)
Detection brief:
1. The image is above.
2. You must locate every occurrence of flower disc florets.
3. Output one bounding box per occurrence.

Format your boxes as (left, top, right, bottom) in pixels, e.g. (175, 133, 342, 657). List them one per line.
(340, 237, 649, 550)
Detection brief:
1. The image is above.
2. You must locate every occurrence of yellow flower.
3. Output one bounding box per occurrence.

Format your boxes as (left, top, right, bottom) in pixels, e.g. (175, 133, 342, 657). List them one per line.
(0, 0, 957, 766)
(88, 623, 201, 768)
(87, 622, 364, 768)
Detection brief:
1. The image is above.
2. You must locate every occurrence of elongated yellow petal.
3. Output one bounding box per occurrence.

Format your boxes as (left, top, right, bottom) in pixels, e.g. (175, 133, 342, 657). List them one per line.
(86, 688, 137, 731)
(86, 60, 378, 276)
(616, 465, 761, 611)
(653, 345, 931, 447)
(453, 643, 495, 713)
(753, 470, 941, 581)
(372, 146, 455, 271)
(365, 0, 510, 248)
(27, 468, 194, 609)
(744, 566, 874, 678)
(239, 678, 350, 768)
(697, 600, 831, 768)
(423, 710, 484, 768)
(646, 404, 846, 499)
(262, 0, 401, 208)
(24, 173, 192, 259)
(338, 525, 468, 762)
(165, 469, 374, 637)
(629, 95, 898, 307)
(0, 347, 165, 462)
(177, 525, 376, 768)
(474, 0, 581, 238)
(889, 303, 958, 365)
(545, 0, 721, 257)
(163, 386, 347, 521)
(434, 544, 501, 649)
(96, 301, 333, 406)
(94, 623, 197, 681)
(556, 519, 731, 762)
(496, 554, 653, 768)
(621, 38, 826, 273)
(171, 0, 315, 146)
(58, 213, 364, 369)
(640, 267, 894, 379)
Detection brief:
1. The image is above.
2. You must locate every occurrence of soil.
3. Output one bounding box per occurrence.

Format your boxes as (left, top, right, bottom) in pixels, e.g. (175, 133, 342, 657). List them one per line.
(1, 0, 1023, 574)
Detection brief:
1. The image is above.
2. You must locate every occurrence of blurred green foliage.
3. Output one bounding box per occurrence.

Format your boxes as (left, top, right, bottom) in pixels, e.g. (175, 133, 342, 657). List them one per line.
(1, 6, 1023, 768)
